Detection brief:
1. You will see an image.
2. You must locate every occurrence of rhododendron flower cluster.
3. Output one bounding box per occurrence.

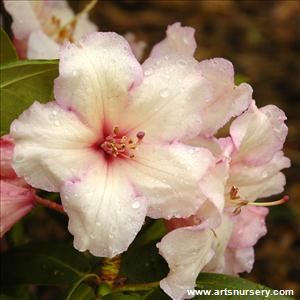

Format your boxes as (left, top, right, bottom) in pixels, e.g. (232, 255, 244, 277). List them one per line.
(4, 20, 290, 300)
(0, 136, 35, 237)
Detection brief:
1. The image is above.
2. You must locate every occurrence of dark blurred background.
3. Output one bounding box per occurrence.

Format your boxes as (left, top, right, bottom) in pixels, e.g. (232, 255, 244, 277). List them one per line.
(2, 0, 300, 298)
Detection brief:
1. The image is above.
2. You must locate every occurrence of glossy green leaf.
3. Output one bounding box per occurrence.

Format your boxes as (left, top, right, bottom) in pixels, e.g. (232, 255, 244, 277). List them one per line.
(1, 242, 91, 285)
(0, 27, 17, 64)
(0, 59, 58, 134)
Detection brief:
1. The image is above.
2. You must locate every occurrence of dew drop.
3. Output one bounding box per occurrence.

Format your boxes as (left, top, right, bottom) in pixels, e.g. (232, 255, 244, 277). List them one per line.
(178, 59, 187, 66)
(132, 201, 140, 209)
(54, 120, 61, 126)
(144, 68, 154, 76)
(159, 88, 169, 98)
(72, 70, 77, 77)
(183, 37, 189, 45)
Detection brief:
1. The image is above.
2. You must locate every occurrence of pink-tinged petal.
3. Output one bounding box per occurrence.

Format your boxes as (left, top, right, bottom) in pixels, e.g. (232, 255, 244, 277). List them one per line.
(228, 151, 290, 201)
(3, 0, 41, 40)
(197, 160, 229, 227)
(197, 58, 252, 135)
(229, 206, 268, 249)
(124, 143, 213, 219)
(27, 30, 60, 59)
(10, 101, 98, 192)
(73, 14, 99, 42)
(13, 38, 28, 59)
(202, 215, 233, 273)
(61, 165, 148, 258)
(122, 54, 212, 142)
(0, 135, 16, 179)
(158, 226, 215, 300)
(124, 32, 147, 61)
(0, 180, 35, 237)
(150, 22, 196, 58)
(230, 101, 288, 165)
(224, 247, 255, 275)
(54, 32, 143, 133)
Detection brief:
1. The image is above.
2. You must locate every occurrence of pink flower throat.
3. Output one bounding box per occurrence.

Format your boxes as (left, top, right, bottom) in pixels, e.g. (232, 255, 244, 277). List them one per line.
(100, 126, 145, 159)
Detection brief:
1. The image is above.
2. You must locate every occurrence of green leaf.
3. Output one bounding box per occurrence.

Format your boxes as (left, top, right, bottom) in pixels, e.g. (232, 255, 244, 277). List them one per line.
(132, 219, 167, 248)
(120, 242, 168, 284)
(1, 242, 91, 285)
(65, 283, 96, 300)
(0, 59, 58, 134)
(0, 27, 17, 64)
(193, 273, 295, 300)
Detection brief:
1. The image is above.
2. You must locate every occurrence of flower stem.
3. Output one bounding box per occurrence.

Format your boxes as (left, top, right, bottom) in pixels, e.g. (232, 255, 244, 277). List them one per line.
(34, 195, 66, 214)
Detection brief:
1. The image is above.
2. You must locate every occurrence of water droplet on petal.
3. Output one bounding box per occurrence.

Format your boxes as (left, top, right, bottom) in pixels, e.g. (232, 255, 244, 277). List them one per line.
(159, 88, 169, 98)
(144, 68, 154, 76)
(132, 201, 140, 209)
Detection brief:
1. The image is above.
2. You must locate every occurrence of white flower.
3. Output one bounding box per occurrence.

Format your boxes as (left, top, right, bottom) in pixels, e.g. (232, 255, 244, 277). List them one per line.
(10, 31, 218, 257)
(3, 0, 98, 59)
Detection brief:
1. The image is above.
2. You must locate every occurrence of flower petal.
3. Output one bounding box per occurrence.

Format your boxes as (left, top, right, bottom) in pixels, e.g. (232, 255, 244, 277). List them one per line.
(229, 206, 268, 249)
(122, 54, 212, 142)
(158, 226, 215, 300)
(0, 180, 35, 237)
(3, 0, 41, 39)
(230, 101, 288, 165)
(224, 247, 254, 275)
(124, 143, 213, 219)
(228, 151, 290, 200)
(61, 164, 148, 257)
(150, 22, 196, 58)
(10, 101, 98, 192)
(197, 160, 229, 227)
(27, 30, 60, 59)
(54, 32, 143, 133)
(197, 58, 252, 135)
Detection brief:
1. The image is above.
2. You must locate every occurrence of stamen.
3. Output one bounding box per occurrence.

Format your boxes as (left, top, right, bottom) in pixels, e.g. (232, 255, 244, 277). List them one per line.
(49, 0, 98, 44)
(100, 127, 145, 159)
(229, 186, 289, 213)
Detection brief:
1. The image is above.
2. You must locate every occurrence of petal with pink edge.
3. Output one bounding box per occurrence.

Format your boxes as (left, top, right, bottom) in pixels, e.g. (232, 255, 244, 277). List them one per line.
(121, 54, 212, 142)
(61, 164, 148, 258)
(54, 32, 143, 133)
(198, 58, 252, 135)
(10, 101, 98, 192)
(224, 247, 255, 275)
(124, 143, 213, 219)
(230, 102, 288, 165)
(229, 206, 268, 249)
(158, 226, 215, 300)
(0, 180, 35, 237)
(228, 151, 290, 201)
(150, 22, 197, 58)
